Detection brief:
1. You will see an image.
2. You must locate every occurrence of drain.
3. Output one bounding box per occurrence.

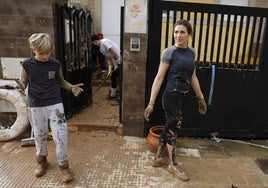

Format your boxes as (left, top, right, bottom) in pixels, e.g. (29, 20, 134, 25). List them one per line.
(255, 158, 268, 174)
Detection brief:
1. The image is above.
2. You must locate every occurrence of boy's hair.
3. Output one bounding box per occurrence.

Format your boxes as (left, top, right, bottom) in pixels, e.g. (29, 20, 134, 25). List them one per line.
(29, 33, 53, 53)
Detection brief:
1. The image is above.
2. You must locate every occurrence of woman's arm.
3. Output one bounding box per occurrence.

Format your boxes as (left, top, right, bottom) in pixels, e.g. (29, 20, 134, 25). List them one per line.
(191, 68, 207, 114)
(148, 62, 169, 105)
(144, 62, 169, 121)
(191, 68, 203, 98)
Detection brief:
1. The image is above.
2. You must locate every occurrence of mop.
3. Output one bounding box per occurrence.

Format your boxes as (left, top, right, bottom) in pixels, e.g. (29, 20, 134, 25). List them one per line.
(21, 125, 35, 147)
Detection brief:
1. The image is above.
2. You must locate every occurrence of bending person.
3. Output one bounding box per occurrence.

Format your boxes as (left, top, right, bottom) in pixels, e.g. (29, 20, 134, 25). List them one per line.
(91, 34, 120, 100)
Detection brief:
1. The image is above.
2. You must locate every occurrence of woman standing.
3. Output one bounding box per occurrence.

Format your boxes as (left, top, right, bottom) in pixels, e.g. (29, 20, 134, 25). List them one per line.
(144, 20, 207, 181)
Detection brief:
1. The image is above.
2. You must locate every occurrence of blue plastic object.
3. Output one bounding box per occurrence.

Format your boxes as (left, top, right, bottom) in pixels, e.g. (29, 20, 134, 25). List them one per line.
(208, 65, 215, 105)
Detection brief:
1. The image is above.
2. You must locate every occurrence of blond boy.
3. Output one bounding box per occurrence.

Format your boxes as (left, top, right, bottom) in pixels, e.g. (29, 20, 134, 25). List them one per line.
(19, 33, 83, 183)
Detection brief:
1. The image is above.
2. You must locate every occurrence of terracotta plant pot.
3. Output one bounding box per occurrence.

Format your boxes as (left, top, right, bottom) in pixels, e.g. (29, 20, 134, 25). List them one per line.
(146, 125, 164, 153)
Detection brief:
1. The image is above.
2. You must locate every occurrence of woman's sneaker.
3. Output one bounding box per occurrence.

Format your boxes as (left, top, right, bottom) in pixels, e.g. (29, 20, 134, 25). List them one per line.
(152, 157, 169, 167)
(167, 164, 189, 181)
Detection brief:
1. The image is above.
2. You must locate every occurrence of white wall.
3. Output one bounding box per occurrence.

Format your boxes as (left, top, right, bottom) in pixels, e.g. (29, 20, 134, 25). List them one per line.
(101, 0, 124, 47)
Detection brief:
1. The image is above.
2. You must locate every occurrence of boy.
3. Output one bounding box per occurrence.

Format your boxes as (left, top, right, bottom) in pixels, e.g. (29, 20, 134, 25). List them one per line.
(18, 33, 83, 183)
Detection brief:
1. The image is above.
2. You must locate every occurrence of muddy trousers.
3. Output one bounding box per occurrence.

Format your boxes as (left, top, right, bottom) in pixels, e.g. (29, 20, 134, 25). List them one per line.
(28, 103, 69, 165)
(157, 90, 187, 165)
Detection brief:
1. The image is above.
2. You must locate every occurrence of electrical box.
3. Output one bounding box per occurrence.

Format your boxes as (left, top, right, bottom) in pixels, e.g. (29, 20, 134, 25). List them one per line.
(130, 38, 140, 51)
(1, 57, 25, 79)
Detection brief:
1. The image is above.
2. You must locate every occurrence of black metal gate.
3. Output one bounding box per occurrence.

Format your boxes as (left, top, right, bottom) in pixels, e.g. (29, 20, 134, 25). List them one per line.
(54, 4, 92, 119)
(145, 0, 268, 139)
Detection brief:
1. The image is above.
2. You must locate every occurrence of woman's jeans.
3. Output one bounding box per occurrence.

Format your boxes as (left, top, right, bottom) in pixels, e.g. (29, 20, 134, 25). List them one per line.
(159, 90, 188, 153)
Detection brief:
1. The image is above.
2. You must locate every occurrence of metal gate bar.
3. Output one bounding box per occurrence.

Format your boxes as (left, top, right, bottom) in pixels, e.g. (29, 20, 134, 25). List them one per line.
(54, 4, 92, 119)
(146, 0, 268, 138)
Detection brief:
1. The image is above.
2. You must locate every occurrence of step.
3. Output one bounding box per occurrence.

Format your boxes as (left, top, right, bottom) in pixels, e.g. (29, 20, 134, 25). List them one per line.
(68, 123, 122, 135)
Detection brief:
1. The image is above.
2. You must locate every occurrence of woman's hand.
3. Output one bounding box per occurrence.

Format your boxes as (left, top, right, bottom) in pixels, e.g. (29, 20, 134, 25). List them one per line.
(197, 95, 207, 115)
(144, 104, 154, 121)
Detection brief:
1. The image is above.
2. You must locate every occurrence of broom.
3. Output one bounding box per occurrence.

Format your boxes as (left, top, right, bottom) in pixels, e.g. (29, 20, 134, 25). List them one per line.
(21, 126, 35, 147)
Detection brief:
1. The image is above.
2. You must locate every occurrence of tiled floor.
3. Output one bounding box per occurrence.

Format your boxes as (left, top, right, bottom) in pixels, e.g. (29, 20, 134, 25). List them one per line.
(1, 132, 268, 187)
(1, 77, 268, 187)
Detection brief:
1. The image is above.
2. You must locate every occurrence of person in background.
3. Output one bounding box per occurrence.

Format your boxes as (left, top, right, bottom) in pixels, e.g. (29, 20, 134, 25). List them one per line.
(144, 20, 207, 181)
(91, 36, 107, 76)
(18, 33, 84, 183)
(91, 34, 120, 101)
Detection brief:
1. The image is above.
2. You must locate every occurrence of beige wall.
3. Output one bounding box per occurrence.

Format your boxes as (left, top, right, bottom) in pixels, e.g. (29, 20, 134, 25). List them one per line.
(252, 0, 268, 7)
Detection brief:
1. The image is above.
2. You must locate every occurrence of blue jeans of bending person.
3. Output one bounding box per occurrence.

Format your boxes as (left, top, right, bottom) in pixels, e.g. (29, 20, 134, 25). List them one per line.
(158, 90, 188, 164)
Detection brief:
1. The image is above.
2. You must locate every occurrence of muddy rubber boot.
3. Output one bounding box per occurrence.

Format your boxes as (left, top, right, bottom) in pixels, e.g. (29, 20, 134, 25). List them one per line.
(35, 156, 48, 177)
(59, 162, 74, 183)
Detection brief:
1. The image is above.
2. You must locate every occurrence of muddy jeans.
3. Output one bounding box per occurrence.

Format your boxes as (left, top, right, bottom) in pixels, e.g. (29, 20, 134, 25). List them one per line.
(28, 103, 68, 165)
(160, 90, 188, 147)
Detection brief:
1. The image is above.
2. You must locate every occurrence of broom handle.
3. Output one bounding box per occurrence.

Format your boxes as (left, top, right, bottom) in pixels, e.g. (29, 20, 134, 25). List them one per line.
(30, 126, 34, 138)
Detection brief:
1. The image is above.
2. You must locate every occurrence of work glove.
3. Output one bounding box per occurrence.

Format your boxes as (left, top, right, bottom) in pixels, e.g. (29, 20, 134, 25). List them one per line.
(15, 79, 26, 96)
(108, 65, 113, 77)
(144, 104, 154, 121)
(71, 83, 84, 96)
(113, 60, 118, 71)
(197, 95, 207, 115)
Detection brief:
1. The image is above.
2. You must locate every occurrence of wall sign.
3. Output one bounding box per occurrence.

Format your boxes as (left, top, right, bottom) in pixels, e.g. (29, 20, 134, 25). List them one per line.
(125, 0, 147, 33)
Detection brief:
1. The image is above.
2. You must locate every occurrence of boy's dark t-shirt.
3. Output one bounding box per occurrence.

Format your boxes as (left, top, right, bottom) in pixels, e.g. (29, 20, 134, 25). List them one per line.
(21, 57, 62, 107)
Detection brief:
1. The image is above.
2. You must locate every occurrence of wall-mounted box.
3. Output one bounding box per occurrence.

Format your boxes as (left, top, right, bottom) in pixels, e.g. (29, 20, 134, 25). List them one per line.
(1, 57, 25, 79)
(130, 38, 140, 51)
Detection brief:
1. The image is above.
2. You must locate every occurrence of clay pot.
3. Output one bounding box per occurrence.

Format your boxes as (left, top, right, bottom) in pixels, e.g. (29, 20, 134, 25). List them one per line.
(146, 125, 164, 153)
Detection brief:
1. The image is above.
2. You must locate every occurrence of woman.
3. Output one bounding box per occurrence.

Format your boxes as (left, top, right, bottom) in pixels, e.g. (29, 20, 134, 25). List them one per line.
(144, 20, 207, 181)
